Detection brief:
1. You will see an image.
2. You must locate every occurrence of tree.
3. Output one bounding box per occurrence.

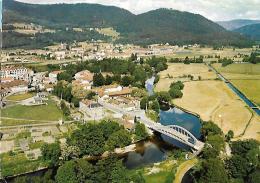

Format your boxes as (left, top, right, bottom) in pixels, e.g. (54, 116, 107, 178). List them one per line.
(68, 124, 105, 156)
(99, 120, 122, 140)
(121, 75, 133, 86)
(198, 158, 229, 183)
(61, 145, 80, 161)
(135, 122, 149, 141)
(93, 73, 105, 86)
(156, 91, 171, 104)
(106, 129, 132, 151)
(169, 87, 183, 99)
(225, 130, 234, 141)
(227, 155, 250, 179)
(71, 97, 80, 108)
(60, 100, 70, 116)
(201, 121, 223, 140)
(248, 168, 260, 183)
(41, 142, 61, 166)
(55, 161, 78, 183)
(140, 97, 149, 110)
(105, 75, 113, 85)
(76, 159, 95, 183)
(149, 99, 160, 113)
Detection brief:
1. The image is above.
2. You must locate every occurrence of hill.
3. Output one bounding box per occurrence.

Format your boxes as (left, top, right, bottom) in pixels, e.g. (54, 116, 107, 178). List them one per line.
(3, 0, 133, 28)
(2, 0, 253, 48)
(217, 19, 260, 30)
(234, 23, 260, 41)
(115, 8, 250, 46)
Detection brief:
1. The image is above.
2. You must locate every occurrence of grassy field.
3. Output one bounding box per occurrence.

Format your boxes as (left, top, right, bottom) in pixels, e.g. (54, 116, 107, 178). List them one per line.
(174, 81, 252, 136)
(213, 63, 260, 106)
(231, 80, 260, 106)
(1, 99, 64, 124)
(213, 63, 260, 75)
(6, 93, 35, 101)
(0, 152, 48, 177)
(132, 159, 180, 183)
(156, 63, 217, 92)
(165, 47, 252, 60)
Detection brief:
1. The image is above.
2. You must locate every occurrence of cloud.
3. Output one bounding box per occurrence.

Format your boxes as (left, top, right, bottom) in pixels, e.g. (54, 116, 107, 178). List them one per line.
(15, 0, 260, 21)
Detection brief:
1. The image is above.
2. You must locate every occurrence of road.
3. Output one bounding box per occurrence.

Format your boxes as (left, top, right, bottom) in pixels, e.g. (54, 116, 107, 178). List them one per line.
(173, 158, 198, 183)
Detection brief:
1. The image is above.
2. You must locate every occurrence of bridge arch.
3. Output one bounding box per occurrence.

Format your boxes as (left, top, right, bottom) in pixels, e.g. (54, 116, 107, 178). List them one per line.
(168, 125, 197, 145)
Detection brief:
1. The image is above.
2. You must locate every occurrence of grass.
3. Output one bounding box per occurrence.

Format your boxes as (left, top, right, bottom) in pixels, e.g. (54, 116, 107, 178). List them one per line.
(231, 80, 260, 106)
(1, 99, 65, 125)
(132, 159, 180, 183)
(0, 118, 48, 126)
(29, 141, 45, 149)
(0, 152, 48, 177)
(213, 63, 260, 75)
(6, 93, 35, 101)
(146, 110, 159, 122)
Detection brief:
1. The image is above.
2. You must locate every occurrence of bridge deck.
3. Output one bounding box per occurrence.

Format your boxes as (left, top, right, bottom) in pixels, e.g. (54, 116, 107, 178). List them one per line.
(98, 99, 204, 151)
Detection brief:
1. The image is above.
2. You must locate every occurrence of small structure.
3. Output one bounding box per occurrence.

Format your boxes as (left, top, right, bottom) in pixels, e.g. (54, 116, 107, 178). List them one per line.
(79, 99, 105, 121)
(49, 70, 64, 84)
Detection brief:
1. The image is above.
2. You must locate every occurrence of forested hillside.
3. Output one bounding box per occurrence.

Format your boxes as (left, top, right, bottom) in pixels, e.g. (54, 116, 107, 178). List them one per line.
(234, 23, 260, 41)
(2, 0, 254, 48)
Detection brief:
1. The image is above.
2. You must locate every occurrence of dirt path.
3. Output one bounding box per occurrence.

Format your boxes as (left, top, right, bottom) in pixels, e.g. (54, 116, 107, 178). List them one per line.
(173, 158, 198, 183)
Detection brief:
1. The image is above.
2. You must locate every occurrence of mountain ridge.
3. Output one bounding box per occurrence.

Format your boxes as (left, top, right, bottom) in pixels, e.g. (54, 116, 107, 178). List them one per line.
(2, 0, 254, 48)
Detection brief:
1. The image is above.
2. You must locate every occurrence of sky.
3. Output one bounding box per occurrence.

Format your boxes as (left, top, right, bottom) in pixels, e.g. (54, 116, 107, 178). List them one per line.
(13, 0, 260, 21)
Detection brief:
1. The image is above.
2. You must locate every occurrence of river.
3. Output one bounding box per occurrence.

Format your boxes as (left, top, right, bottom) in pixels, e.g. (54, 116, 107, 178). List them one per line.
(5, 77, 201, 182)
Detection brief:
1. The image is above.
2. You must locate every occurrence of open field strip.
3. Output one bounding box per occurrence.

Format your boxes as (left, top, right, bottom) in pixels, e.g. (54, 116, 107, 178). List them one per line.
(156, 63, 256, 137)
(5, 93, 35, 102)
(173, 80, 252, 136)
(155, 63, 217, 91)
(231, 80, 260, 106)
(1, 99, 65, 126)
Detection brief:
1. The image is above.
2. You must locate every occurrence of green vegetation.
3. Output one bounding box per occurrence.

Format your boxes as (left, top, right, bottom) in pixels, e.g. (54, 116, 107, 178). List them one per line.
(4, 0, 253, 48)
(0, 152, 48, 177)
(1, 99, 65, 122)
(6, 92, 34, 101)
(214, 63, 260, 75)
(169, 81, 184, 99)
(55, 156, 144, 183)
(226, 140, 260, 182)
(231, 80, 260, 105)
(67, 120, 132, 156)
(219, 58, 233, 67)
(41, 142, 61, 166)
(134, 122, 149, 141)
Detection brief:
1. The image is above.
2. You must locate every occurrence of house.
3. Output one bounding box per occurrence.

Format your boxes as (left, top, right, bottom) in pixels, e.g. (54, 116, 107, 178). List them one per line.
(49, 70, 63, 84)
(0, 80, 28, 93)
(74, 70, 93, 84)
(94, 84, 132, 99)
(0, 66, 33, 82)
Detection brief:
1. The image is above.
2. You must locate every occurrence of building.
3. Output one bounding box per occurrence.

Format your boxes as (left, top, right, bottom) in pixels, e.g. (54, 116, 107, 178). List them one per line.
(74, 70, 93, 84)
(0, 66, 33, 82)
(49, 70, 63, 84)
(95, 84, 132, 99)
(79, 99, 105, 121)
(0, 80, 28, 93)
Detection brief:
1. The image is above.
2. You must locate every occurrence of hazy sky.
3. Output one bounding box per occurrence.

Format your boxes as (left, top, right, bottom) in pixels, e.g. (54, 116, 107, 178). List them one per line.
(15, 0, 260, 21)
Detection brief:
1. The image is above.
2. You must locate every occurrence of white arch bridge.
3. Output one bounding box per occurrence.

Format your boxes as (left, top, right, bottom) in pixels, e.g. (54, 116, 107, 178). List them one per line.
(98, 99, 205, 152)
(146, 123, 204, 151)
